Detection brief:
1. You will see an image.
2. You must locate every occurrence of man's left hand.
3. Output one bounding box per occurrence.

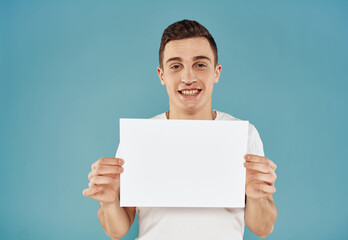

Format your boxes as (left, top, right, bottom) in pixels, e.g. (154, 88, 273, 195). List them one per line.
(244, 154, 277, 199)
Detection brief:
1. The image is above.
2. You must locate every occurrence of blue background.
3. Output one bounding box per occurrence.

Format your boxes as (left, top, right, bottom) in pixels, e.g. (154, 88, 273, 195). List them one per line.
(1, 0, 347, 239)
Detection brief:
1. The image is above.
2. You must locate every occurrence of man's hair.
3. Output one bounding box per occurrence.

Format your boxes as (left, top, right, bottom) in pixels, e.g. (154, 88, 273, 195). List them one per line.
(159, 19, 218, 68)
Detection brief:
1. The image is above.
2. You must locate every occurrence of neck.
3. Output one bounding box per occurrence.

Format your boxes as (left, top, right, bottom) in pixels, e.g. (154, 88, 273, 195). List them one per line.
(166, 107, 216, 120)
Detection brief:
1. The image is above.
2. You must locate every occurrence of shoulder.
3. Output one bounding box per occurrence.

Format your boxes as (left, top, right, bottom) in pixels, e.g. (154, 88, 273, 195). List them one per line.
(215, 110, 239, 121)
(151, 112, 166, 119)
(216, 111, 254, 130)
(216, 110, 261, 138)
(216, 110, 250, 125)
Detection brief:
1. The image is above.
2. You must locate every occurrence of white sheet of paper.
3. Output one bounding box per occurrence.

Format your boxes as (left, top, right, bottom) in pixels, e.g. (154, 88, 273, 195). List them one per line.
(118, 118, 248, 208)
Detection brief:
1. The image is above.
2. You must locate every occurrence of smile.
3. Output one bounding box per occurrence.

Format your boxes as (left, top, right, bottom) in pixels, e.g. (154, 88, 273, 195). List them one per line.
(178, 89, 202, 96)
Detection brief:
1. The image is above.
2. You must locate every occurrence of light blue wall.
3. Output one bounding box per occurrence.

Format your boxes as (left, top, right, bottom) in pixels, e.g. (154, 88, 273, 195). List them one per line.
(1, 0, 347, 239)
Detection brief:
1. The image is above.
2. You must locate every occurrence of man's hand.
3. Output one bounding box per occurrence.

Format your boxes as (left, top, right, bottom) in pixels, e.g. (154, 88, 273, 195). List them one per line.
(83, 158, 135, 239)
(244, 154, 277, 199)
(82, 157, 125, 203)
(243, 154, 277, 238)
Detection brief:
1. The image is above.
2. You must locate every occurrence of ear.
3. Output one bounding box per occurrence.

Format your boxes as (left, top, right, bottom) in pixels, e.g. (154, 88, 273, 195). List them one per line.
(157, 66, 166, 85)
(213, 64, 222, 84)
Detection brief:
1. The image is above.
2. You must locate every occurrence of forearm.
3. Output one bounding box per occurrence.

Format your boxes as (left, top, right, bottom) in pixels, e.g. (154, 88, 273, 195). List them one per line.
(98, 198, 131, 239)
(245, 195, 277, 238)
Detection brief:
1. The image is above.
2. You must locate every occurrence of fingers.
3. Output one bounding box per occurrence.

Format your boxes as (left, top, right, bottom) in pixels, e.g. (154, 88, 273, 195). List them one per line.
(83, 158, 124, 202)
(244, 155, 277, 199)
(90, 175, 118, 185)
(246, 181, 276, 198)
(244, 161, 274, 174)
(255, 183, 276, 194)
(92, 158, 124, 171)
(88, 165, 124, 180)
(244, 154, 277, 170)
(82, 186, 103, 197)
(248, 172, 277, 185)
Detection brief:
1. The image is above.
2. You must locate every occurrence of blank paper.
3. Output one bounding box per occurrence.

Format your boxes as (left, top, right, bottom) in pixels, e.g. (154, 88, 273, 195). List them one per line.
(118, 118, 248, 208)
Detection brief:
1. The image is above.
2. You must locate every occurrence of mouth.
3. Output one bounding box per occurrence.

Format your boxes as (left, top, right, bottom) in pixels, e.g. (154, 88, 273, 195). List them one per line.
(178, 88, 202, 97)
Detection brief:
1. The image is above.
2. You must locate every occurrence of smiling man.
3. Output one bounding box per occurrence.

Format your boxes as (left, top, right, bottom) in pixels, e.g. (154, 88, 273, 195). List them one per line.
(83, 20, 277, 239)
(158, 36, 220, 120)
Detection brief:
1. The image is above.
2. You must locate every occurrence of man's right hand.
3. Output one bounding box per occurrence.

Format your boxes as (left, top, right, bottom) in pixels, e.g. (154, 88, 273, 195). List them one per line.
(82, 157, 124, 204)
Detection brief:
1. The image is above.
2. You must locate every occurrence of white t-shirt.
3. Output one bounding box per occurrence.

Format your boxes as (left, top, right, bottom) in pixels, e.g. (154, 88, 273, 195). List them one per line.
(116, 110, 264, 240)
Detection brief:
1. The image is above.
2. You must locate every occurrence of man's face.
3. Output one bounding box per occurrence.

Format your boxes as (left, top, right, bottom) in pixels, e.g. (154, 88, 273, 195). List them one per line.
(157, 37, 221, 114)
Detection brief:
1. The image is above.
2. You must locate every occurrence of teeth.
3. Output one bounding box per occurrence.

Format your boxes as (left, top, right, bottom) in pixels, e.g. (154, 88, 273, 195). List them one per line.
(181, 90, 199, 95)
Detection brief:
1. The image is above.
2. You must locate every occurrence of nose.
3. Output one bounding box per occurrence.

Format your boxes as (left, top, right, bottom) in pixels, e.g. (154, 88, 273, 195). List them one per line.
(180, 68, 196, 84)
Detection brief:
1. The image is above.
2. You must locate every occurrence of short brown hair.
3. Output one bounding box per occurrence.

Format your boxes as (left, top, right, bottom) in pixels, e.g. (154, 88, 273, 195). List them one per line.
(159, 19, 218, 68)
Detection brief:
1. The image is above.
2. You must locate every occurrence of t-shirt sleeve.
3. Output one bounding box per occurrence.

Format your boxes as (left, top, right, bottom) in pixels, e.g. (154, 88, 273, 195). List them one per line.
(247, 123, 265, 157)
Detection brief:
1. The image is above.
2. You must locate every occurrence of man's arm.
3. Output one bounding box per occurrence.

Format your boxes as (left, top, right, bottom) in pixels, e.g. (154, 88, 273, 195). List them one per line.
(98, 199, 136, 239)
(244, 154, 277, 238)
(245, 195, 277, 238)
(83, 157, 136, 239)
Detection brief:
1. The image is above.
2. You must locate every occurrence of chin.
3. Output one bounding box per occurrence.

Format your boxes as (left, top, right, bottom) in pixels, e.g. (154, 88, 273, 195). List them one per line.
(183, 104, 200, 113)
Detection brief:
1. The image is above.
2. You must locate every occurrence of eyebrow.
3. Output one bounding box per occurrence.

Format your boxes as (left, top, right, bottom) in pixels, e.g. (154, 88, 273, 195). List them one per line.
(166, 55, 211, 65)
(166, 57, 182, 65)
(193, 56, 211, 62)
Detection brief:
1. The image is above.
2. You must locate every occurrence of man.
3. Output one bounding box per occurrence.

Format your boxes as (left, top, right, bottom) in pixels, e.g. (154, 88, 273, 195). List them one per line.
(83, 19, 277, 239)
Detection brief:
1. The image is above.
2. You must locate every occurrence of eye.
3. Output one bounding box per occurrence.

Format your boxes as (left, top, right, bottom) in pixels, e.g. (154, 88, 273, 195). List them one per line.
(196, 63, 207, 68)
(171, 64, 181, 69)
